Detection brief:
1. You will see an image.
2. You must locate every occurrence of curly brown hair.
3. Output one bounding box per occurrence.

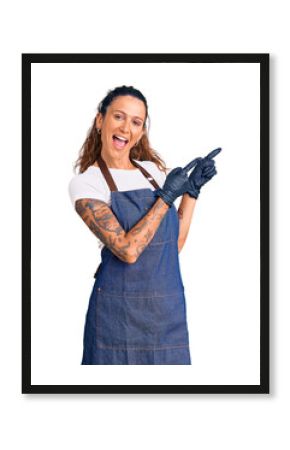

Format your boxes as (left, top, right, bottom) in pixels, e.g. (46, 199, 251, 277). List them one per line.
(73, 85, 168, 175)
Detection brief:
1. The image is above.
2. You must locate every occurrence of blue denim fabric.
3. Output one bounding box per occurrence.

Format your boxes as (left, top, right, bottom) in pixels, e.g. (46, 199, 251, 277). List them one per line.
(81, 188, 191, 365)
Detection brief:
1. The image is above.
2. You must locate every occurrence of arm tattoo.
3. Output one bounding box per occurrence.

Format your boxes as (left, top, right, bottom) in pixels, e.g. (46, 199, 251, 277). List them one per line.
(75, 197, 169, 263)
(178, 207, 184, 220)
(75, 199, 128, 260)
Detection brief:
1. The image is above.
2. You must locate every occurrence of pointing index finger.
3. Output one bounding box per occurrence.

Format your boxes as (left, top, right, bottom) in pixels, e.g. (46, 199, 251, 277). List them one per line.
(182, 157, 202, 173)
(205, 147, 222, 160)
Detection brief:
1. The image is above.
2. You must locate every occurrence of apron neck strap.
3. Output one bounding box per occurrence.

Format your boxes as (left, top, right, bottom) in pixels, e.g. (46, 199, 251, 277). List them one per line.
(130, 159, 160, 190)
(97, 155, 161, 191)
(97, 155, 118, 191)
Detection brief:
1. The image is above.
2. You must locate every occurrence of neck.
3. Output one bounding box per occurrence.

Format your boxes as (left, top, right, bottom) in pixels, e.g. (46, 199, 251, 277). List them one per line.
(100, 152, 135, 170)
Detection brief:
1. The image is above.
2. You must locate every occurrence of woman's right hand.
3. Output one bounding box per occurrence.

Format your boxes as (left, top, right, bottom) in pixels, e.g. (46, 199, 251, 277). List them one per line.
(156, 157, 202, 207)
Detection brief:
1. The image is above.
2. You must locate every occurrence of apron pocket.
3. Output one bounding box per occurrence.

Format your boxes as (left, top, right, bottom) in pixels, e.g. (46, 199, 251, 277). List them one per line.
(96, 289, 189, 350)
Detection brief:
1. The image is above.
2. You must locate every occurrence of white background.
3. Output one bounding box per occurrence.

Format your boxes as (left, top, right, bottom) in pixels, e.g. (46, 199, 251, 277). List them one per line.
(1, 0, 288, 449)
(31, 62, 260, 386)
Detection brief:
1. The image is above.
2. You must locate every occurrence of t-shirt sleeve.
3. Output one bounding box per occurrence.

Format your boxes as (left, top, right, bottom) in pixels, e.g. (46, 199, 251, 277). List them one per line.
(68, 175, 108, 208)
(149, 162, 170, 187)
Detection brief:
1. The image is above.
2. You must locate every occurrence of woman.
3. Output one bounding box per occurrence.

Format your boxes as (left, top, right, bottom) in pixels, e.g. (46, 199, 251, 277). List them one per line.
(69, 85, 219, 365)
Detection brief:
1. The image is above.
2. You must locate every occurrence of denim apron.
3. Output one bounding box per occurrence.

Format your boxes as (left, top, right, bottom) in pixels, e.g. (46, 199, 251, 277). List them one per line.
(81, 156, 191, 365)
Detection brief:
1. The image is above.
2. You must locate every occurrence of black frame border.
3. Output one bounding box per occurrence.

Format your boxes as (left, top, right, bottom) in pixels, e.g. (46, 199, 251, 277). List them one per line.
(22, 53, 269, 394)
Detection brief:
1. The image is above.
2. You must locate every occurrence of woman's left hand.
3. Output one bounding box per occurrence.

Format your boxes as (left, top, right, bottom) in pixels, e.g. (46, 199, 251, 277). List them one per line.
(187, 147, 222, 199)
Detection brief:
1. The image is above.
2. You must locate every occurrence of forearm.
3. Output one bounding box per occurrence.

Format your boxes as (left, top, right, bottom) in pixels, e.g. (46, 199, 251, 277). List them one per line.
(75, 197, 169, 264)
(124, 197, 169, 262)
(177, 193, 197, 253)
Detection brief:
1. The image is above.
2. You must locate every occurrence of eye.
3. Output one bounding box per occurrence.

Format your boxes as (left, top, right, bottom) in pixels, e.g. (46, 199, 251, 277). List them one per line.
(133, 120, 142, 126)
(114, 114, 122, 120)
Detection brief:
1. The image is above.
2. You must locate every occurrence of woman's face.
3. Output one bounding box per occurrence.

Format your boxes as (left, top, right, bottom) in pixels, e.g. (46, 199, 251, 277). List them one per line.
(96, 95, 146, 159)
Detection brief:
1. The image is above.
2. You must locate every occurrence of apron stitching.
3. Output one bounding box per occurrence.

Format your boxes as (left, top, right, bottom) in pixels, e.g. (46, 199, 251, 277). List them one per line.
(105, 238, 175, 248)
(147, 238, 175, 246)
(96, 291, 184, 298)
(96, 343, 190, 351)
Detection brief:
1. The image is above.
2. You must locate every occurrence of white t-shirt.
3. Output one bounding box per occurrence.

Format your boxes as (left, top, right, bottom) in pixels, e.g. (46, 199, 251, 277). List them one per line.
(68, 159, 169, 249)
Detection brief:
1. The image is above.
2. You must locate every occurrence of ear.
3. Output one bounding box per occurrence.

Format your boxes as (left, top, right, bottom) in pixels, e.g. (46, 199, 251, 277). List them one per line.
(95, 113, 103, 130)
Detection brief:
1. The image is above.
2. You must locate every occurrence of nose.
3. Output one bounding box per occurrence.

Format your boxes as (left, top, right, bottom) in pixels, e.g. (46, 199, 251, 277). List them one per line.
(120, 118, 131, 133)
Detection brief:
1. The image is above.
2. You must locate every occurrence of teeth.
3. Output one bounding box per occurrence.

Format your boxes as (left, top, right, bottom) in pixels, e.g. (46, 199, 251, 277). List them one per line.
(114, 135, 128, 142)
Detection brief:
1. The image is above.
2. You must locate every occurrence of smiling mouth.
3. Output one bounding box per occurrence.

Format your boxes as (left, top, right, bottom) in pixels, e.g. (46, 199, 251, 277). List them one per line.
(112, 135, 129, 149)
(112, 135, 129, 144)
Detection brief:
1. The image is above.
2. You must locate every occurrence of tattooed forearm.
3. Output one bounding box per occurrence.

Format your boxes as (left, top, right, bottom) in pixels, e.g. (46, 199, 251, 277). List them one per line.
(85, 200, 124, 235)
(127, 197, 169, 260)
(150, 197, 166, 220)
(76, 199, 128, 261)
(178, 207, 184, 220)
(75, 197, 169, 263)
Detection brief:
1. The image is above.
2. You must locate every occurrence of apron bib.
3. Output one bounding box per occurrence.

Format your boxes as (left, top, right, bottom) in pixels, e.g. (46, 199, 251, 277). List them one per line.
(81, 156, 191, 365)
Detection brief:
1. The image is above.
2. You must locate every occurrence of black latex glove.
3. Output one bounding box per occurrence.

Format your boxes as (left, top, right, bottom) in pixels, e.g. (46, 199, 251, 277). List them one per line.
(187, 147, 222, 199)
(156, 157, 202, 207)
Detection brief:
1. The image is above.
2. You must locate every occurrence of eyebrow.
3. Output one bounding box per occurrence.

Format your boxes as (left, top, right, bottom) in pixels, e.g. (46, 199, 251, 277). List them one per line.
(113, 109, 144, 122)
